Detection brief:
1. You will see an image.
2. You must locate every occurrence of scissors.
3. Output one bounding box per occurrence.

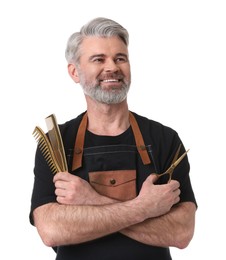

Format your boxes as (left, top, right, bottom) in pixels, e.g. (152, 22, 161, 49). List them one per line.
(156, 144, 190, 183)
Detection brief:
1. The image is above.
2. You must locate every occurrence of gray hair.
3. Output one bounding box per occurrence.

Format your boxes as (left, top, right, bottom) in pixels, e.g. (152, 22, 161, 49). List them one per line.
(65, 17, 129, 64)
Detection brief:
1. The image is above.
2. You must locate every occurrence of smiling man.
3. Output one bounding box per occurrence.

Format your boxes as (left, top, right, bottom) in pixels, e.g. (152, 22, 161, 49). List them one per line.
(30, 17, 197, 260)
(69, 36, 131, 106)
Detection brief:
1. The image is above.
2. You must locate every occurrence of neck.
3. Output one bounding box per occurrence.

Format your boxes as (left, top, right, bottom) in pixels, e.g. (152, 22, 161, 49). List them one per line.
(85, 96, 130, 136)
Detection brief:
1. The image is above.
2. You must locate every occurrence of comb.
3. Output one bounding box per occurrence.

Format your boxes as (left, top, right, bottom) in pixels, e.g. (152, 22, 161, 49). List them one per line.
(32, 126, 62, 174)
(45, 114, 68, 172)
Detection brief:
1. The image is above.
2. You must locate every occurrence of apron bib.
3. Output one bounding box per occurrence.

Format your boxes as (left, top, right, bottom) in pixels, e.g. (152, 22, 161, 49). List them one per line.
(70, 112, 155, 201)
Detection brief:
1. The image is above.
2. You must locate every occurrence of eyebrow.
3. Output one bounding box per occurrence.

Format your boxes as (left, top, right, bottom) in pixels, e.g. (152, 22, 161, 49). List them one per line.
(89, 54, 105, 61)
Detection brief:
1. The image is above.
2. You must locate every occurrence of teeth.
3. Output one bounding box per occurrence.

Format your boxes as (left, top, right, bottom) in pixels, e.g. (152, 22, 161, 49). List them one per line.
(102, 79, 118, 82)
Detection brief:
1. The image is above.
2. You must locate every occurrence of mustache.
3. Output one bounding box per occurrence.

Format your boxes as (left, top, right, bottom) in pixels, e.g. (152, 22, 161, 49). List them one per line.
(97, 73, 124, 81)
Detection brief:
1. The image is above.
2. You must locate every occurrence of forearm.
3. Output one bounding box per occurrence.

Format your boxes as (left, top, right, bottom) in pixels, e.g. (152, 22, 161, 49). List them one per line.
(120, 202, 196, 249)
(33, 199, 145, 247)
(35, 173, 183, 247)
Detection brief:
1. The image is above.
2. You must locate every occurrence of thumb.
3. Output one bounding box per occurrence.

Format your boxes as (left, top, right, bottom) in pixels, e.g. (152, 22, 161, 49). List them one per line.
(148, 173, 159, 184)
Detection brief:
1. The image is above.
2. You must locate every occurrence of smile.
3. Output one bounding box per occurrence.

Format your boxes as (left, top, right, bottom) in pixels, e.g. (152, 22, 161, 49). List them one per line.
(101, 79, 121, 82)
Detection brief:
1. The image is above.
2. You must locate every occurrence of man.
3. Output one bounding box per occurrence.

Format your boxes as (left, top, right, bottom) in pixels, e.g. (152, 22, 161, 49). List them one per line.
(30, 17, 197, 260)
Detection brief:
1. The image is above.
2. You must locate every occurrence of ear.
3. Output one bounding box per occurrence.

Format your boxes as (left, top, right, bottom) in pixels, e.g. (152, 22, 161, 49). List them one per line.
(68, 63, 80, 83)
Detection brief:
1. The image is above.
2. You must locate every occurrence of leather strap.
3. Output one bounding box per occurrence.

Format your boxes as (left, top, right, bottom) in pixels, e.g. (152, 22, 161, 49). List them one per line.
(72, 111, 151, 171)
(72, 113, 88, 171)
(129, 112, 151, 165)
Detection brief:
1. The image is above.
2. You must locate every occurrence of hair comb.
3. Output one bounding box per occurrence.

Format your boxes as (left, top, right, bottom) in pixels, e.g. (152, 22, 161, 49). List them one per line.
(32, 114, 68, 174)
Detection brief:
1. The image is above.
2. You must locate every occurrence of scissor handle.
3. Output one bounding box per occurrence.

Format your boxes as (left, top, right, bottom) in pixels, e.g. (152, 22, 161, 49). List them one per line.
(154, 172, 172, 183)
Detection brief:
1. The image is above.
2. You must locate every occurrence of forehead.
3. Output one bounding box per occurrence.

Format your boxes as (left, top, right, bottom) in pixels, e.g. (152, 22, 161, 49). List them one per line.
(80, 36, 128, 57)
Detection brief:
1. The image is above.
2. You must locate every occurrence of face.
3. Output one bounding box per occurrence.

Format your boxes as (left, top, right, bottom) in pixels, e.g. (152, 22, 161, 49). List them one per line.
(69, 36, 131, 104)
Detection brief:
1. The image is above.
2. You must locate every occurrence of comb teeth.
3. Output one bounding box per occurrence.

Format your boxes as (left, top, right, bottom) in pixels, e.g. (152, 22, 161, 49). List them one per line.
(32, 126, 61, 174)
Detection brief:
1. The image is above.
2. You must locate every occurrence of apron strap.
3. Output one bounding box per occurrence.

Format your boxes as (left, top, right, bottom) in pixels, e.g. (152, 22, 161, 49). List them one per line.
(129, 112, 151, 165)
(72, 111, 151, 171)
(72, 113, 87, 171)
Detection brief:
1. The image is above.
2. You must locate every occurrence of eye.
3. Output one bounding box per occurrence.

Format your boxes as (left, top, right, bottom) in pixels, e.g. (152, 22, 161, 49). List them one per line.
(92, 58, 104, 63)
(115, 56, 128, 63)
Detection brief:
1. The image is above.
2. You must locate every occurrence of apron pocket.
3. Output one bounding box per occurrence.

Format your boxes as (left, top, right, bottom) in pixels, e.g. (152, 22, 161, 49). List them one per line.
(89, 170, 137, 201)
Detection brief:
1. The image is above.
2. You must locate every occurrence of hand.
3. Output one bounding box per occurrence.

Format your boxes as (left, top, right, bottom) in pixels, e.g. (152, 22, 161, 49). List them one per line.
(53, 172, 104, 205)
(137, 174, 181, 218)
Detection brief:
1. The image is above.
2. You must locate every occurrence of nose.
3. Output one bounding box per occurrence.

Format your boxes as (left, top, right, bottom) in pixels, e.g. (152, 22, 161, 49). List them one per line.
(104, 59, 119, 73)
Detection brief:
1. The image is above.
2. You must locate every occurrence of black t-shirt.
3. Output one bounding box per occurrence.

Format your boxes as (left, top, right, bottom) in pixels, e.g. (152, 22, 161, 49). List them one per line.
(30, 111, 197, 260)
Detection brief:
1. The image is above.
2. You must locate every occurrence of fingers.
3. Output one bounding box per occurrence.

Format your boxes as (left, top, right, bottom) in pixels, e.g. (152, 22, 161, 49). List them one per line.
(53, 172, 72, 201)
(55, 186, 66, 197)
(53, 171, 79, 190)
(167, 180, 181, 205)
(147, 174, 181, 205)
(173, 186, 181, 204)
(174, 186, 181, 196)
(55, 179, 67, 190)
(53, 171, 72, 183)
(147, 173, 159, 183)
(170, 179, 180, 188)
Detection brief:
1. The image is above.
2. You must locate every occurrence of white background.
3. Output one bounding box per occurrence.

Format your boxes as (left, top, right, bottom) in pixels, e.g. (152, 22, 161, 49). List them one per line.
(0, 0, 225, 259)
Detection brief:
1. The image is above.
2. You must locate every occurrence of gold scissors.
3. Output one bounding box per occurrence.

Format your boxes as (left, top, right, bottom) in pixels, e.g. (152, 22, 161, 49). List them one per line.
(156, 144, 190, 183)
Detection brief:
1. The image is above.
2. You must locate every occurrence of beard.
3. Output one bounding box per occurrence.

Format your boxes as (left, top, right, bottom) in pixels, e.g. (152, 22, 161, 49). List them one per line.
(78, 71, 131, 105)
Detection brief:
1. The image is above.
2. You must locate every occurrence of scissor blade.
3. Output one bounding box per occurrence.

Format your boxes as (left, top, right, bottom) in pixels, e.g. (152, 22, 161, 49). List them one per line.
(172, 144, 182, 164)
(173, 149, 190, 168)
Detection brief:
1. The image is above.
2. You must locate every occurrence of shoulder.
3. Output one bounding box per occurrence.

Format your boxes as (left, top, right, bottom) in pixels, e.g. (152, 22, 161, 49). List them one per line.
(58, 111, 86, 148)
(131, 111, 182, 161)
(59, 112, 85, 131)
(131, 111, 188, 174)
(131, 111, 178, 140)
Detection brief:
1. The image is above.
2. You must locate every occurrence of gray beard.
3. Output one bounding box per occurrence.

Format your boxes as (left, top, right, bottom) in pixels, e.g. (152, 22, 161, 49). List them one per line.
(82, 84, 130, 104)
(77, 67, 131, 104)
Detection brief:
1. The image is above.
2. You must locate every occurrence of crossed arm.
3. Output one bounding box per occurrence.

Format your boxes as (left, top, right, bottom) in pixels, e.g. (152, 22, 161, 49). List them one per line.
(33, 172, 196, 249)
